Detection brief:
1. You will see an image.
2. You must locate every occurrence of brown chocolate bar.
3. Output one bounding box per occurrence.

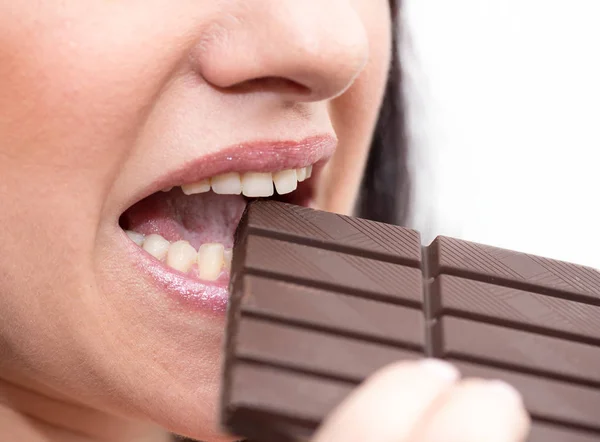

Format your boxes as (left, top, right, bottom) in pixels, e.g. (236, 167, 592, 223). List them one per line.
(220, 200, 600, 442)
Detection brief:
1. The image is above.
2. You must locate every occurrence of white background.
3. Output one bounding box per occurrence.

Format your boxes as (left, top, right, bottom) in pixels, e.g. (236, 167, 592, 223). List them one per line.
(403, 0, 600, 269)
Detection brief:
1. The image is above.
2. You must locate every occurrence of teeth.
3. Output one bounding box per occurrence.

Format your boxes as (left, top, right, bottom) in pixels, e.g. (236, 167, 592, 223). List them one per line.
(126, 230, 231, 279)
(296, 167, 307, 182)
(166, 240, 197, 273)
(127, 165, 317, 278)
(273, 169, 298, 195)
(197, 243, 225, 281)
(242, 172, 274, 197)
(181, 179, 210, 195)
(223, 249, 233, 271)
(126, 230, 145, 246)
(306, 165, 313, 178)
(142, 234, 170, 261)
(161, 187, 173, 192)
(211, 172, 242, 195)
(176, 165, 314, 196)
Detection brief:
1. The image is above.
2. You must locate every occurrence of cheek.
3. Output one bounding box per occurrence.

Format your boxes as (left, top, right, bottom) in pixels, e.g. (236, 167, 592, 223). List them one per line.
(317, 1, 392, 214)
(0, 2, 197, 257)
(0, 3, 190, 350)
(0, 1, 215, 198)
(0, 2, 212, 419)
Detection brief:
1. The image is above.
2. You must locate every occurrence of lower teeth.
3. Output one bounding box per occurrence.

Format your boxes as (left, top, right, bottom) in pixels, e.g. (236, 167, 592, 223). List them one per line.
(125, 230, 231, 281)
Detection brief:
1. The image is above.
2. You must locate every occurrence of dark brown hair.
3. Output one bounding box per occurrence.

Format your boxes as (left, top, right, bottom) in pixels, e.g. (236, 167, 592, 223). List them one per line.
(358, 0, 408, 226)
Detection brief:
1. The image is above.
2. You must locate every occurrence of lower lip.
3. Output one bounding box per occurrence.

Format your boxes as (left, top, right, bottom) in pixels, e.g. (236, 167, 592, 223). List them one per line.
(125, 237, 230, 316)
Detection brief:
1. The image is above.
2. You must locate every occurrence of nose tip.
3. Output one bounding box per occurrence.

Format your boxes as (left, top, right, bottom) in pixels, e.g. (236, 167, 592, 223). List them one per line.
(281, 23, 370, 100)
(193, 1, 370, 102)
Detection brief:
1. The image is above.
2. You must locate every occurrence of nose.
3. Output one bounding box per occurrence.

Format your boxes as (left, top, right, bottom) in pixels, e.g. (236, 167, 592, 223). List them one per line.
(192, 0, 369, 102)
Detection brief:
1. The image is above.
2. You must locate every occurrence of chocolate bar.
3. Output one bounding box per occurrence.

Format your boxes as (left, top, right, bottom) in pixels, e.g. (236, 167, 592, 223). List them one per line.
(220, 200, 600, 442)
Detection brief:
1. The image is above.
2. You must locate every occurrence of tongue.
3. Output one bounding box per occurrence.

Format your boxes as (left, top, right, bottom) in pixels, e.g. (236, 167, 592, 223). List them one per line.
(121, 189, 246, 249)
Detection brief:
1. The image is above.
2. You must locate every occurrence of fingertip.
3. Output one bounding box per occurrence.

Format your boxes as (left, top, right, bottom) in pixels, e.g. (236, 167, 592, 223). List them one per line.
(419, 359, 460, 382)
(366, 358, 459, 387)
(487, 379, 525, 407)
(415, 378, 531, 442)
(313, 359, 461, 442)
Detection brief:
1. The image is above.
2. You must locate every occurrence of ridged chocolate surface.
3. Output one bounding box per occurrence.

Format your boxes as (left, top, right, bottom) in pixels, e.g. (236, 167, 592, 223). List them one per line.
(221, 200, 600, 442)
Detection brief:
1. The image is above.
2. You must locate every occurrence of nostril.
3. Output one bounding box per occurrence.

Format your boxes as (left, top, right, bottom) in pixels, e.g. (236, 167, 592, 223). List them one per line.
(231, 77, 311, 96)
(191, 2, 369, 103)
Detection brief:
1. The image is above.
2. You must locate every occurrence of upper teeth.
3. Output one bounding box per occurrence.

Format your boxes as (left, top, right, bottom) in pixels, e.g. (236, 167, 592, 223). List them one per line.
(179, 165, 313, 197)
(180, 179, 209, 195)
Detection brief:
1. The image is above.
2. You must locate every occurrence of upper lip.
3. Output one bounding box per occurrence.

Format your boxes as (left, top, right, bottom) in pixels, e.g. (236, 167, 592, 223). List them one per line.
(121, 134, 337, 212)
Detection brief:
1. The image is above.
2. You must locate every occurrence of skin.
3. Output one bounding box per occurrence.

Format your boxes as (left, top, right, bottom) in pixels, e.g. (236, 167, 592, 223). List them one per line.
(315, 360, 530, 442)
(0, 1, 530, 441)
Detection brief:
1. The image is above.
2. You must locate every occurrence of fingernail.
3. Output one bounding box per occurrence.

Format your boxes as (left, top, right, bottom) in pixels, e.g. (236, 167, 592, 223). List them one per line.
(420, 359, 459, 381)
(487, 380, 524, 406)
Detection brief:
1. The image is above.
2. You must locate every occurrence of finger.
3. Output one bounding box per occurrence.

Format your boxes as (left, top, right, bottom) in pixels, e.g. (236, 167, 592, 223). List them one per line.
(413, 378, 531, 442)
(312, 359, 459, 442)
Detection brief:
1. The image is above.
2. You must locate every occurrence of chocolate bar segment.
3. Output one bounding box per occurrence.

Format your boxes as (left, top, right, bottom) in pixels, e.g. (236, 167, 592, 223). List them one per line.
(222, 201, 425, 441)
(236, 200, 422, 266)
(236, 316, 419, 382)
(432, 275, 600, 343)
(235, 234, 423, 306)
(428, 236, 600, 303)
(227, 364, 353, 441)
(221, 200, 600, 442)
(430, 236, 600, 436)
(237, 276, 425, 347)
(530, 422, 600, 442)
(440, 316, 600, 385)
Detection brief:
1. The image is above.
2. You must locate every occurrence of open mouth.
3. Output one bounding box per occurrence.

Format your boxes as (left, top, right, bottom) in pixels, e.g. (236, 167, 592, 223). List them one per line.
(119, 165, 313, 280)
(117, 136, 335, 313)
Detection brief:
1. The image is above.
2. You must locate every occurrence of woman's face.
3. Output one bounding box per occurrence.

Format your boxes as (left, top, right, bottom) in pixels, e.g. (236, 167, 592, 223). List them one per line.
(0, 1, 391, 440)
